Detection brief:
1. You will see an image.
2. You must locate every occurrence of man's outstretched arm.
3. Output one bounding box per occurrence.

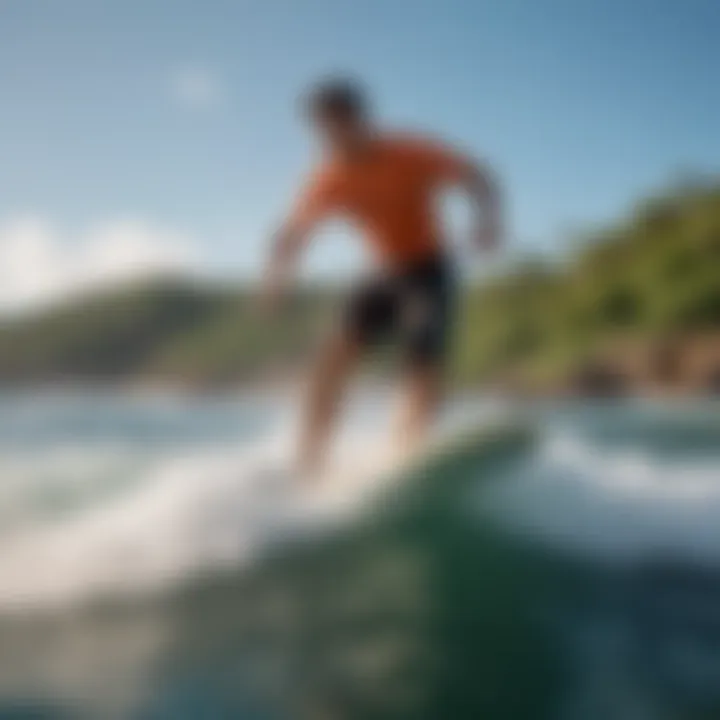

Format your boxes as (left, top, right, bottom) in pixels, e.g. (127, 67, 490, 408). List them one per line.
(259, 217, 313, 312)
(458, 161, 503, 252)
(259, 172, 334, 312)
(420, 139, 504, 252)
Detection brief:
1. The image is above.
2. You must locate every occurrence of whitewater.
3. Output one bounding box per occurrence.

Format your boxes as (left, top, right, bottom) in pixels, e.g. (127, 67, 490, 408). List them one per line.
(0, 393, 719, 614)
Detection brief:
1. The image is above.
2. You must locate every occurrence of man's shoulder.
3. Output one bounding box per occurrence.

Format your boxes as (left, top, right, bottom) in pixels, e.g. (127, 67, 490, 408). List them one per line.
(378, 129, 448, 155)
(305, 161, 343, 191)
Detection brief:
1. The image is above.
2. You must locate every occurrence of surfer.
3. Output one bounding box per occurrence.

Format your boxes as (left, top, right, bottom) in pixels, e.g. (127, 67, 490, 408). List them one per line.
(261, 78, 503, 474)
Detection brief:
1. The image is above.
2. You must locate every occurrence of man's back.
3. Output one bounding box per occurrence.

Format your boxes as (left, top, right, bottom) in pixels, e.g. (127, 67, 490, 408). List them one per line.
(296, 133, 472, 267)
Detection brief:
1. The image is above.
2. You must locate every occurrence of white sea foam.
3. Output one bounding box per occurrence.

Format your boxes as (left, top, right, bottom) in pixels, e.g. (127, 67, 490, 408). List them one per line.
(3, 396, 720, 615)
(486, 428, 720, 564)
(0, 424, 400, 614)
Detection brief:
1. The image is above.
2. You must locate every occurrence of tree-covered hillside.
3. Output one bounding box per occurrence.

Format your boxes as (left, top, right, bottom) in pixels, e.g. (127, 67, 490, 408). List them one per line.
(452, 181, 720, 390)
(0, 282, 335, 388)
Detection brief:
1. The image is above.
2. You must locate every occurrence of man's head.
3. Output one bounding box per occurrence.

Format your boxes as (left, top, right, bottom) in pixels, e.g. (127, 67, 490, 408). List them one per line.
(304, 78, 371, 155)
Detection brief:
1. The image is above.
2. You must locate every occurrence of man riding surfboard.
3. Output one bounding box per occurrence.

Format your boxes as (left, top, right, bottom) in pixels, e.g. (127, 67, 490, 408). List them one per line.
(261, 78, 503, 474)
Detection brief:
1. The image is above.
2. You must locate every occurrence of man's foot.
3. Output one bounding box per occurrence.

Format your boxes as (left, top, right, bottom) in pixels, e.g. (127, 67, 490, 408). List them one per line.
(296, 444, 324, 483)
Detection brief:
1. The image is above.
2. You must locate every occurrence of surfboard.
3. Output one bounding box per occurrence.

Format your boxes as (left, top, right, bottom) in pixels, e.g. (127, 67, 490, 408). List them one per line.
(368, 417, 534, 511)
(275, 416, 536, 531)
(410, 418, 533, 475)
(241, 416, 535, 545)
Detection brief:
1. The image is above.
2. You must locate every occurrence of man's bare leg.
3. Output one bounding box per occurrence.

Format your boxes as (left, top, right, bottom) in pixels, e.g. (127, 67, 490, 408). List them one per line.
(394, 363, 443, 461)
(298, 332, 360, 476)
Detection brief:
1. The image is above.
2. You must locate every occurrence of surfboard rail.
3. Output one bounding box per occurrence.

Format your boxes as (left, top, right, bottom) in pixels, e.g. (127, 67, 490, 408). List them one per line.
(371, 418, 536, 520)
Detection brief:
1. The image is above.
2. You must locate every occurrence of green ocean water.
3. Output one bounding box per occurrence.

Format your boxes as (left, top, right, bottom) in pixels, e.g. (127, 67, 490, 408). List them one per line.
(0, 395, 719, 719)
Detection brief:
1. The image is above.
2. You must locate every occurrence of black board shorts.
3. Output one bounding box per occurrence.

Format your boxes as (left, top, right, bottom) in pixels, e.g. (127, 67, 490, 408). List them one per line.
(344, 253, 456, 368)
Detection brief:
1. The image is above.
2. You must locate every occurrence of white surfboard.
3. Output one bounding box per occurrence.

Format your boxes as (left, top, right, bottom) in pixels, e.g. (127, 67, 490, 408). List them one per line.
(281, 416, 534, 516)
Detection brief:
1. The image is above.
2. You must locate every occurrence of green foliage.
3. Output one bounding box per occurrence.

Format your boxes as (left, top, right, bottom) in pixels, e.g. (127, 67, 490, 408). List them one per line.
(450, 181, 720, 385)
(0, 279, 335, 387)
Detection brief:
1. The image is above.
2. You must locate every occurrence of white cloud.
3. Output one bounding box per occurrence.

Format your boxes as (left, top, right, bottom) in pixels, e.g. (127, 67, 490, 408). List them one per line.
(171, 66, 227, 110)
(0, 217, 200, 314)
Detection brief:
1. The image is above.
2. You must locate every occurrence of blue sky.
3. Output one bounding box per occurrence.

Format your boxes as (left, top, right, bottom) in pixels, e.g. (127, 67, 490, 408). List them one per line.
(1, 0, 719, 298)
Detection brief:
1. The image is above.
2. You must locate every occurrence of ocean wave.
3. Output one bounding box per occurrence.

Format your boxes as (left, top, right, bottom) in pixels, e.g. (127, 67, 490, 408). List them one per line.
(3, 399, 720, 616)
(0, 425, 398, 614)
(485, 426, 720, 564)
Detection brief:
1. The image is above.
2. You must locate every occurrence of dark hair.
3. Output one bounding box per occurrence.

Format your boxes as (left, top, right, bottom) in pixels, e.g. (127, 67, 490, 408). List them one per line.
(304, 78, 368, 122)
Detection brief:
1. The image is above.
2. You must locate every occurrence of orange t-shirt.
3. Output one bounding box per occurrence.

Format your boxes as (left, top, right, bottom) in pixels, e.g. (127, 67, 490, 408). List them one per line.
(292, 133, 472, 267)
